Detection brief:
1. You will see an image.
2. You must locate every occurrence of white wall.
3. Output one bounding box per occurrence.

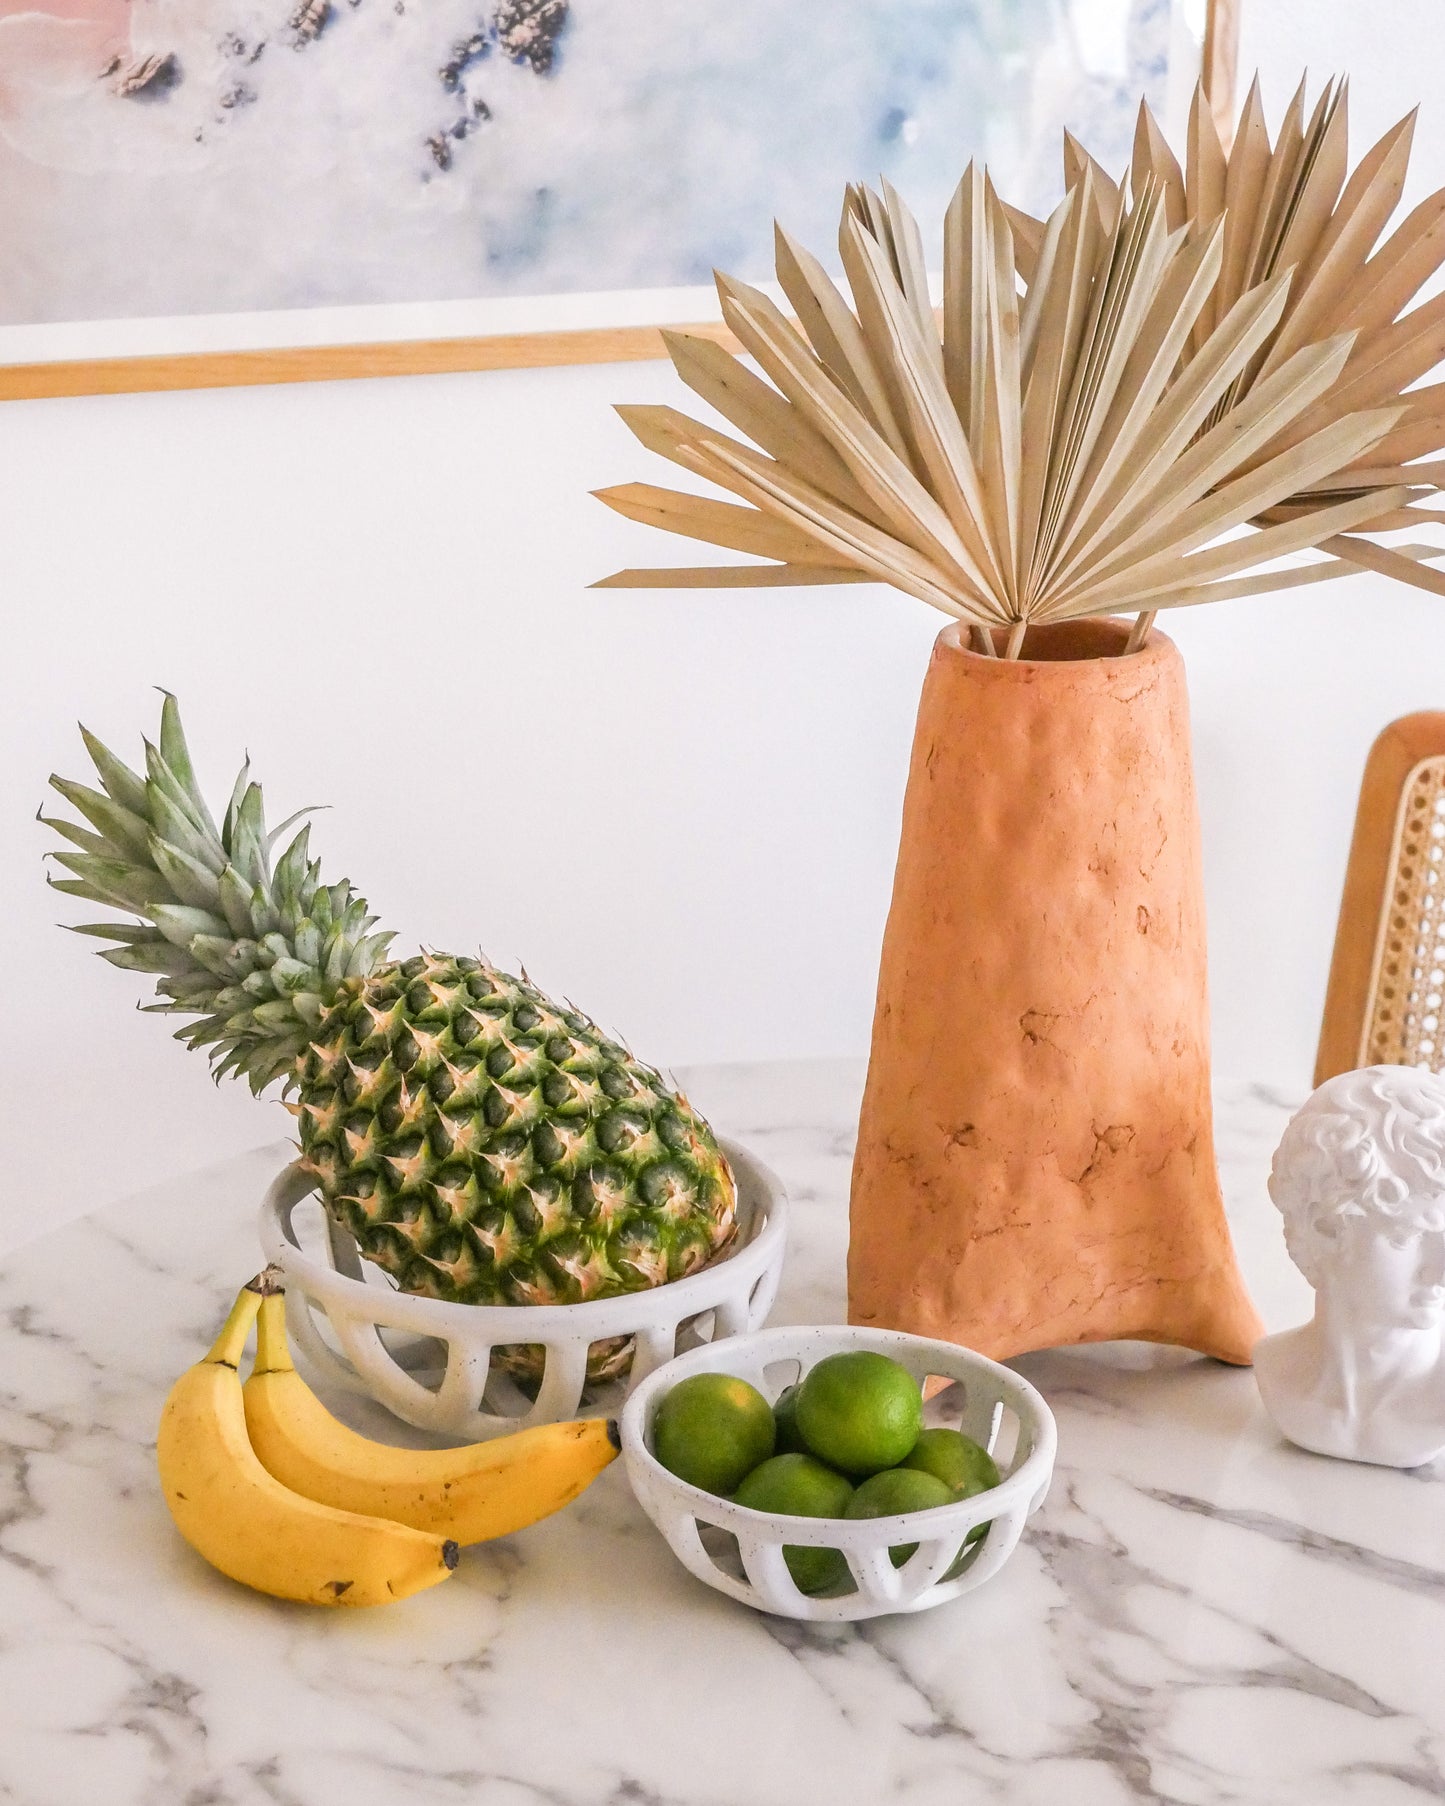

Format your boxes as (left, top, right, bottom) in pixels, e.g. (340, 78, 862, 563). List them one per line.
(4, 3, 1445, 1253)
(3, 359, 943, 1247)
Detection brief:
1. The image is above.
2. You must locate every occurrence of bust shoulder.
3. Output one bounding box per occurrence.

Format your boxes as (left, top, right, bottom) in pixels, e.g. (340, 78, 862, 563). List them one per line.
(1255, 1323, 1445, 1468)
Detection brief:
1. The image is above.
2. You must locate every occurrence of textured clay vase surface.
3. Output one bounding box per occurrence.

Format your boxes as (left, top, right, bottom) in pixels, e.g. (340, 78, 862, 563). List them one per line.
(849, 616, 1263, 1365)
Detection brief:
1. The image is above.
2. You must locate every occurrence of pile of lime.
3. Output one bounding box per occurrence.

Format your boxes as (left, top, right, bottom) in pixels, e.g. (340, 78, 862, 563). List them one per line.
(650, 1351, 1001, 1596)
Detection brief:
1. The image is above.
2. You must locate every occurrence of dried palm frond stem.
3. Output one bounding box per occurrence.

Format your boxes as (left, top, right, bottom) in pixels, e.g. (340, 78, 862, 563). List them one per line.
(595, 76, 1445, 658)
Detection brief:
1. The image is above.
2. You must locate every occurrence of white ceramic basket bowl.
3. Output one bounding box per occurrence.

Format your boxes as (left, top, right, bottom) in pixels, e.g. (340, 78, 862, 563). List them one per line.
(258, 1137, 786, 1440)
(621, 1324, 1057, 1622)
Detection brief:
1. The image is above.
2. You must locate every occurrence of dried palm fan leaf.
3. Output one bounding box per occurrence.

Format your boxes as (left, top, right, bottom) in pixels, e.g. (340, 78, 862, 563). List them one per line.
(595, 109, 1439, 657)
(1116, 73, 1445, 643)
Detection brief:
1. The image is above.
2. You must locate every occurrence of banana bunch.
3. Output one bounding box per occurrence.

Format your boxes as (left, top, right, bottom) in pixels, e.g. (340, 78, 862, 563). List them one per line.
(157, 1273, 620, 1607)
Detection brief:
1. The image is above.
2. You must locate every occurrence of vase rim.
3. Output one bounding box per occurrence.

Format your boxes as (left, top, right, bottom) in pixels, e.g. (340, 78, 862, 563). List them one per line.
(940, 616, 1172, 668)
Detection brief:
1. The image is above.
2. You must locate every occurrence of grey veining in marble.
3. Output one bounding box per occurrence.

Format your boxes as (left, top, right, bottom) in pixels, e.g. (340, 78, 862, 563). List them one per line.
(1, 1060, 1441, 1806)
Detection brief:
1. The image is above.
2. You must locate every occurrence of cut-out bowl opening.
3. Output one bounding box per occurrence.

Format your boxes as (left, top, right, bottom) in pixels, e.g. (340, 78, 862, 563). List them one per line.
(581, 1333, 638, 1387)
(378, 1329, 447, 1373)
(677, 1308, 717, 1350)
(922, 1376, 966, 1428)
(697, 1522, 744, 1582)
(479, 1362, 542, 1421)
(990, 1404, 1022, 1470)
(804, 1553, 860, 1600)
(292, 1296, 350, 1364)
(762, 1357, 802, 1398)
(404, 1356, 447, 1398)
(285, 1193, 332, 1258)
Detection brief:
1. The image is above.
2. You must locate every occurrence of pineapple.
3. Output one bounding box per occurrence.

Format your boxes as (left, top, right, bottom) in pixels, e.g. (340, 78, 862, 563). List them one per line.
(45, 697, 736, 1379)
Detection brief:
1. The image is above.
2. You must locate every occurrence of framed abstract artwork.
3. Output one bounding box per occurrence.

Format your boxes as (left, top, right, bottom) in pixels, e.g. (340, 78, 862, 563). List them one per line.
(0, 0, 1233, 399)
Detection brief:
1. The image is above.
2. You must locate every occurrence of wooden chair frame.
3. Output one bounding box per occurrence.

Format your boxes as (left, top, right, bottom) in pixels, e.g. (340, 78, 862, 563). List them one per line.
(1316, 714, 1445, 1083)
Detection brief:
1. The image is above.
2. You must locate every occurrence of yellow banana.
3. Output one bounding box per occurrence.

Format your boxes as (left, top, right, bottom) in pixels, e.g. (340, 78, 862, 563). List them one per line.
(157, 1280, 459, 1607)
(242, 1288, 620, 1543)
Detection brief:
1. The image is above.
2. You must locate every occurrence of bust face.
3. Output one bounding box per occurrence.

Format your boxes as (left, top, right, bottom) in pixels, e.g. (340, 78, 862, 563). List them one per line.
(1334, 1215, 1445, 1332)
(1270, 1065, 1445, 1317)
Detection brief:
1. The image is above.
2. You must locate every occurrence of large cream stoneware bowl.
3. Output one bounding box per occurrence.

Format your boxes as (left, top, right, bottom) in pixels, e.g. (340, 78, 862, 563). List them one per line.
(258, 1137, 787, 1439)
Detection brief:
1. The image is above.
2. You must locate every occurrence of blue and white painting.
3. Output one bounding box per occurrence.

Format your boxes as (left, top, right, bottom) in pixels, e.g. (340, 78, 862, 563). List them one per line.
(0, 0, 1205, 327)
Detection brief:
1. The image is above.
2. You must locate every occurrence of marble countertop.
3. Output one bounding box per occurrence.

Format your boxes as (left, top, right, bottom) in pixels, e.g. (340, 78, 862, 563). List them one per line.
(2, 1059, 1441, 1806)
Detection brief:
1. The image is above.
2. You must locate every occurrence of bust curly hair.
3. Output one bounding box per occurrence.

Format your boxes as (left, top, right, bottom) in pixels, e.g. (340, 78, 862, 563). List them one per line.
(1268, 1065, 1445, 1286)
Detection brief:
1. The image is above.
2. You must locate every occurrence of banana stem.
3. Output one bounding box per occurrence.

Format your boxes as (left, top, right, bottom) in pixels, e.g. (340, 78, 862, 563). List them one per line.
(253, 1291, 296, 1377)
(204, 1287, 263, 1369)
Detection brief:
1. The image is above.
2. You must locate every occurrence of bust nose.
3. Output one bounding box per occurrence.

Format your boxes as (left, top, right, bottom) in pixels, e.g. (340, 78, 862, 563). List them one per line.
(1421, 1235, 1445, 1289)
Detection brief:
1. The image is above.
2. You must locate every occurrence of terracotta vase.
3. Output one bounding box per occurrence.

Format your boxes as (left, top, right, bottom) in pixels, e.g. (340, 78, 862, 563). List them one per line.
(848, 616, 1262, 1365)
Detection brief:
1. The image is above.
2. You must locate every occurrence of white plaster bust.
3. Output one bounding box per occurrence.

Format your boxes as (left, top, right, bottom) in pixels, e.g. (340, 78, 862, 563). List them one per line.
(1256, 1064, 1445, 1468)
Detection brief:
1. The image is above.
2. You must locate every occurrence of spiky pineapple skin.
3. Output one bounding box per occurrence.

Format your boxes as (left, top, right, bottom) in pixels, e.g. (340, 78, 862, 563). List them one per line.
(295, 954, 736, 1326)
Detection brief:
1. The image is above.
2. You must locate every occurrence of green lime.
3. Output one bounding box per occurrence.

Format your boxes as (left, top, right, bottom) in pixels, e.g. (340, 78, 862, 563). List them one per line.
(900, 1427, 1000, 1546)
(653, 1372, 776, 1496)
(773, 1383, 808, 1454)
(733, 1453, 854, 1595)
(795, 1350, 923, 1477)
(844, 1466, 955, 1567)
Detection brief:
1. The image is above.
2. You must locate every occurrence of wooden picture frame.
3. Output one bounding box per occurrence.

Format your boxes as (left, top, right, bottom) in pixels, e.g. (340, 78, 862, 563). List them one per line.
(0, 0, 1238, 405)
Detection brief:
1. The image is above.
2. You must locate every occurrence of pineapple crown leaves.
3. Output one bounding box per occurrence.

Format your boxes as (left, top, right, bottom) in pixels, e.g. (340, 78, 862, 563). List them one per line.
(42, 694, 394, 1093)
(594, 73, 1445, 653)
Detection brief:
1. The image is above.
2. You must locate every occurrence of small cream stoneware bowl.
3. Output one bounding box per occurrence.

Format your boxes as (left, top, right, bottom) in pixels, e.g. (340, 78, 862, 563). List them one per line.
(621, 1324, 1057, 1622)
(257, 1137, 787, 1440)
